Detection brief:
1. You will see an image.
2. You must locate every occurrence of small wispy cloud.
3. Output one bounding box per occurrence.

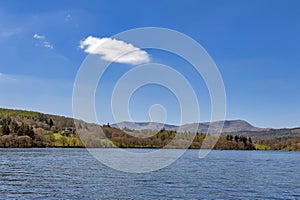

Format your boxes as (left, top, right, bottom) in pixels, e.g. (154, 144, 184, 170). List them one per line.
(43, 41, 53, 49)
(0, 28, 21, 38)
(0, 72, 17, 82)
(33, 33, 45, 40)
(33, 33, 54, 49)
(79, 36, 150, 65)
(65, 14, 72, 22)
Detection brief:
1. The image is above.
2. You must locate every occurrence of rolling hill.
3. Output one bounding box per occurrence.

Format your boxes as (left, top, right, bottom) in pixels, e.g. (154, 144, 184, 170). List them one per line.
(111, 120, 269, 133)
(0, 108, 299, 150)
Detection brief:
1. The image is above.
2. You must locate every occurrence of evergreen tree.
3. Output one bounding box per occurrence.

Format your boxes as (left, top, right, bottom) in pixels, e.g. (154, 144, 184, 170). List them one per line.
(234, 135, 239, 143)
(49, 119, 54, 128)
(249, 137, 252, 144)
(0, 123, 10, 135)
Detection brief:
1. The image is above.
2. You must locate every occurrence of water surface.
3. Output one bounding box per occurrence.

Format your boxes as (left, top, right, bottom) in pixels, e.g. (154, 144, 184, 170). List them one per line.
(0, 149, 299, 199)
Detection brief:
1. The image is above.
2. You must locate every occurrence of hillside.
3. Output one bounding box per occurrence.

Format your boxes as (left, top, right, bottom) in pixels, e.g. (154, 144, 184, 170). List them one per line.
(0, 108, 255, 150)
(112, 120, 268, 133)
(111, 121, 177, 131)
(0, 108, 299, 150)
(0, 108, 77, 147)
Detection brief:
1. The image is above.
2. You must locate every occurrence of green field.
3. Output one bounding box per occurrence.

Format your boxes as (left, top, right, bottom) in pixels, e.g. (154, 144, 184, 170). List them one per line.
(45, 133, 83, 147)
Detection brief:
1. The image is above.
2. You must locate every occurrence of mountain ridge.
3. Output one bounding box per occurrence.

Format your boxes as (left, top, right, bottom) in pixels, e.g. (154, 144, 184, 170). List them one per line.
(111, 120, 269, 133)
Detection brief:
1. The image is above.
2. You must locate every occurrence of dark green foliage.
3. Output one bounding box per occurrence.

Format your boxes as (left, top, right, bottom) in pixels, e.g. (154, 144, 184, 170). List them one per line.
(0, 118, 11, 135)
(234, 135, 239, 142)
(239, 136, 248, 145)
(249, 137, 252, 144)
(0, 118, 35, 138)
(103, 123, 111, 128)
(17, 124, 34, 139)
(226, 135, 233, 141)
(160, 127, 166, 133)
(0, 123, 10, 135)
(10, 121, 18, 133)
(49, 119, 54, 128)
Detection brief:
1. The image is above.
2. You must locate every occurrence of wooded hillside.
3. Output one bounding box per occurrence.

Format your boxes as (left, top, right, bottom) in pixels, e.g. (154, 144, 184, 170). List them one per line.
(0, 108, 299, 150)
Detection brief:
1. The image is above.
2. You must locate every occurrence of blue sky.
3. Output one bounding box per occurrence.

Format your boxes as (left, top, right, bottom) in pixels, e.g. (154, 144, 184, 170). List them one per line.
(0, 0, 299, 128)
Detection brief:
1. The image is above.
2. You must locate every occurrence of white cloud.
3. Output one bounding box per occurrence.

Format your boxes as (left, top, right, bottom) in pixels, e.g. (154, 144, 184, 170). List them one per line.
(33, 33, 53, 49)
(33, 33, 45, 40)
(32, 33, 54, 49)
(43, 41, 53, 49)
(79, 36, 150, 65)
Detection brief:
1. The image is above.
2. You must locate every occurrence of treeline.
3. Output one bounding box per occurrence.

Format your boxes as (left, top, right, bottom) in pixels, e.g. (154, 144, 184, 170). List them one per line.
(0, 108, 299, 150)
(0, 118, 34, 138)
(80, 127, 256, 150)
(0, 108, 76, 147)
(255, 137, 300, 151)
(0, 108, 75, 131)
(0, 117, 51, 147)
(214, 134, 255, 150)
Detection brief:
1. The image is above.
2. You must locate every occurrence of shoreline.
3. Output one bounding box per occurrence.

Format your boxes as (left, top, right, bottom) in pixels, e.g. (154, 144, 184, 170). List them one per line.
(0, 146, 298, 151)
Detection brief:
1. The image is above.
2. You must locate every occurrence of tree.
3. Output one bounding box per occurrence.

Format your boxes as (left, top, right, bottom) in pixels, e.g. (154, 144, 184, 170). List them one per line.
(17, 124, 26, 136)
(234, 135, 239, 143)
(17, 124, 34, 139)
(160, 127, 166, 133)
(26, 126, 35, 139)
(226, 135, 233, 141)
(249, 137, 252, 144)
(10, 121, 18, 133)
(49, 119, 54, 128)
(0, 123, 10, 135)
(241, 136, 247, 146)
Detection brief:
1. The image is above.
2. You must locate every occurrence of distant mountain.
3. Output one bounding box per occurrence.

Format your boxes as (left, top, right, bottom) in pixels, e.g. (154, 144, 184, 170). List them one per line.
(178, 120, 269, 134)
(111, 121, 177, 131)
(111, 120, 269, 134)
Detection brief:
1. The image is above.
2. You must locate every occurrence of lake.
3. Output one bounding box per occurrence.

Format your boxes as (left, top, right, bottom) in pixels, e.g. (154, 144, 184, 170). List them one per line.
(0, 149, 299, 199)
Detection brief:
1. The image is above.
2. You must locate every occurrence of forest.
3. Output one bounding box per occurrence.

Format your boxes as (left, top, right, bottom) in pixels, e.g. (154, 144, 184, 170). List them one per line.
(0, 108, 299, 151)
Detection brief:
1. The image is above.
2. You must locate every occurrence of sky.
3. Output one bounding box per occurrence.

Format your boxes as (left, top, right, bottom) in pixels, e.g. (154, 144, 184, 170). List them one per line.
(0, 0, 299, 128)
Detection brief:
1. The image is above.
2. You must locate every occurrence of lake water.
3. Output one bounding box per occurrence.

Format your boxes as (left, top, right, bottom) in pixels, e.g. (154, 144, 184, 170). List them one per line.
(0, 149, 299, 199)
